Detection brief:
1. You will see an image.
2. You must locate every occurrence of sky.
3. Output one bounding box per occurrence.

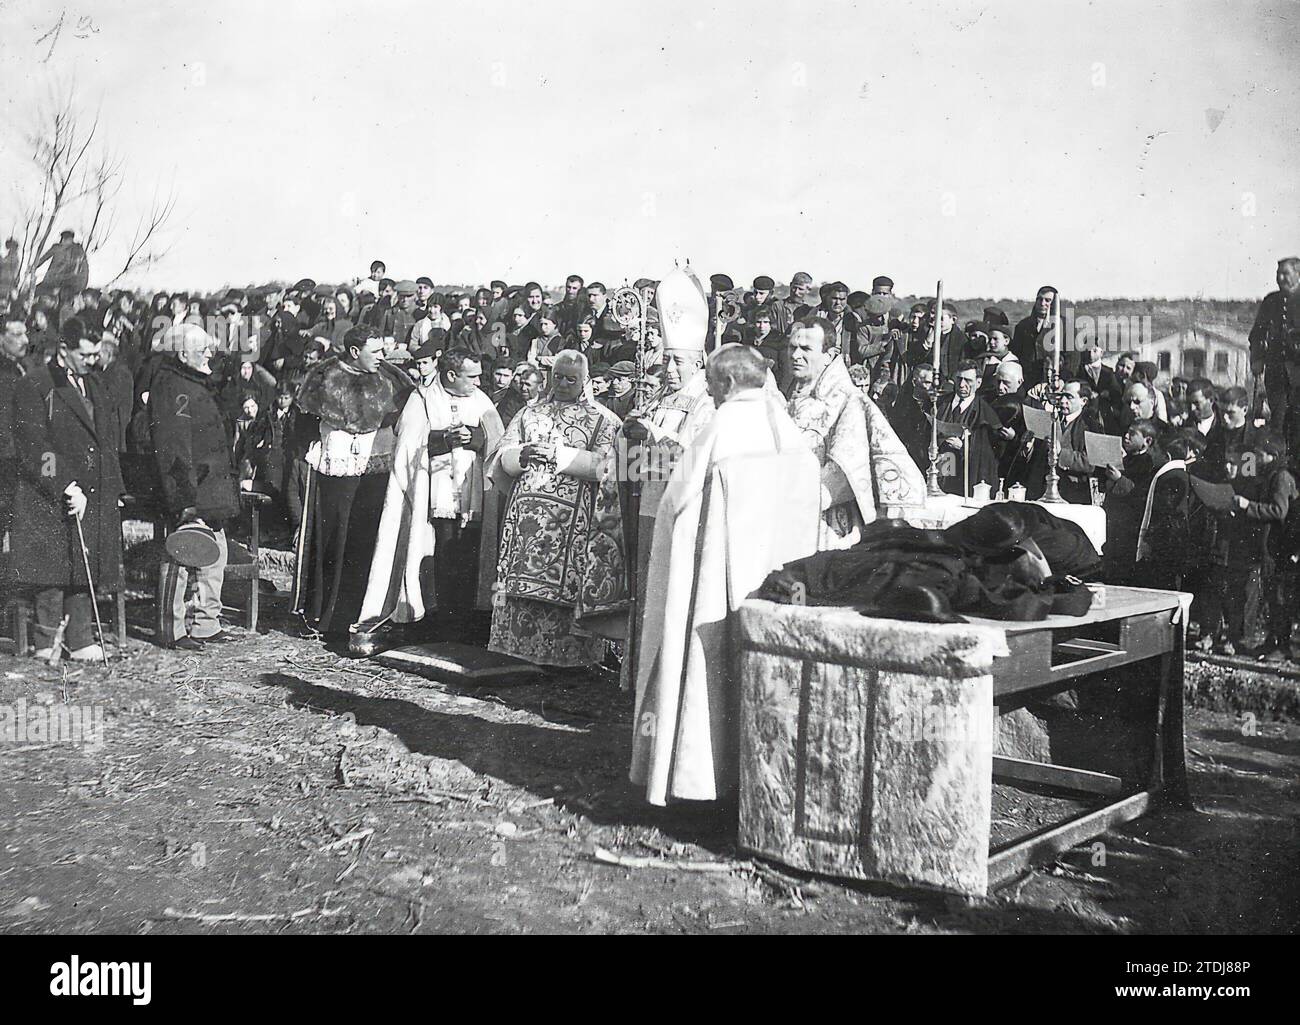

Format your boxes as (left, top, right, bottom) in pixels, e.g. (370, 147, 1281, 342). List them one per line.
(1, 0, 1297, 298)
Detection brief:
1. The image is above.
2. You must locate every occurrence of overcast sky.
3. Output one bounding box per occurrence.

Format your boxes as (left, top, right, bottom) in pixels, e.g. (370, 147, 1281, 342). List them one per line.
(2, 0, 1296, 298)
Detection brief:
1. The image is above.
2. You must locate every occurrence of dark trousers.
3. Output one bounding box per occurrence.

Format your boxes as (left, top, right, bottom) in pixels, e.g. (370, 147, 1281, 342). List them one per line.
(1265, 569, 1298, 645)
(284, 457, 307, 530)
(307, 473, 387, 635)
(34, 588, 94, 651)
(431, 519, 481, 613)
(1264, 363, 1300, 460)
(1221, 563, 1262, 645)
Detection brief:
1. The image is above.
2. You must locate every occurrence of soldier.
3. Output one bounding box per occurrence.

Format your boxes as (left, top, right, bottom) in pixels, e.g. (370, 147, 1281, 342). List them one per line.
(1249, 256, 1300, 460)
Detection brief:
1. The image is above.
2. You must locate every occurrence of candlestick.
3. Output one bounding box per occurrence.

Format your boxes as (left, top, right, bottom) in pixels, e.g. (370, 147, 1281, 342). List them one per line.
(925, 279, 945, 497)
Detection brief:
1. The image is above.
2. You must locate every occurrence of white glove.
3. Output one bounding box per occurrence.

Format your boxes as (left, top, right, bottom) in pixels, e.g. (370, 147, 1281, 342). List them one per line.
(64, 482, 88, 519)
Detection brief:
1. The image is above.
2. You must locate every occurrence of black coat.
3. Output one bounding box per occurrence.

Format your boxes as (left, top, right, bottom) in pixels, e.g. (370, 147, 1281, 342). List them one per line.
(0, 354, 26, 461)
(10, 361, 124, 589)
(148, 357, 240, 524)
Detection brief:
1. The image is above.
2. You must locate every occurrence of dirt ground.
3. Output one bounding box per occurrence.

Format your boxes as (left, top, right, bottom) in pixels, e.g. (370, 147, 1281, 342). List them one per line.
(1, 595, 1298, 935)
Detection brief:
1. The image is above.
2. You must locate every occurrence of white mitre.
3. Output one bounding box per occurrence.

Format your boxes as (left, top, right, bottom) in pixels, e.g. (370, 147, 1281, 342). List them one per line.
(656, 264, 708, 353)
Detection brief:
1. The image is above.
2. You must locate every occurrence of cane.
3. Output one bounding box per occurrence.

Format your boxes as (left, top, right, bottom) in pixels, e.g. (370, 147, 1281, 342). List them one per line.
(73, 508, 110, 666)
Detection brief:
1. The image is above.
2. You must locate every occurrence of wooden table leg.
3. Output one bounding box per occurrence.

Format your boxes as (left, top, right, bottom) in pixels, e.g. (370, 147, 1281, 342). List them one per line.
(1161, 624, 1195, 809)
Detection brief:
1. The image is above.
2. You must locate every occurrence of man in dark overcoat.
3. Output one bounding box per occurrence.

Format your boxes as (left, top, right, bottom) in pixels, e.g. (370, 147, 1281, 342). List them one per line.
(10, 316, 123, 660)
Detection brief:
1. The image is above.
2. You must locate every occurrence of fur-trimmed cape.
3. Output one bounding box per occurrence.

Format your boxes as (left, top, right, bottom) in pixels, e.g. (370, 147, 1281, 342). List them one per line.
(295, 356, 413, 433)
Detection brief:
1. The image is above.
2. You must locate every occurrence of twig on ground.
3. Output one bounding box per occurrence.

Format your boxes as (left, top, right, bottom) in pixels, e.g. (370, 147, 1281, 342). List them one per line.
(319, 827, 375, 851)
(591, 845, 735, 873)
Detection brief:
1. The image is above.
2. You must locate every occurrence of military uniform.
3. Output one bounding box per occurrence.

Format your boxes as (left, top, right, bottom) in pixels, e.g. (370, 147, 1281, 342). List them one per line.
(1250, 287, 1300, 459)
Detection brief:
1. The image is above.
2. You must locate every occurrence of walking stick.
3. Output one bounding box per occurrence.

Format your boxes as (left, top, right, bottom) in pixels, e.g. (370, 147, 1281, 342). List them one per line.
(291, 464, 316, 615)
(74, 510, 110, 666)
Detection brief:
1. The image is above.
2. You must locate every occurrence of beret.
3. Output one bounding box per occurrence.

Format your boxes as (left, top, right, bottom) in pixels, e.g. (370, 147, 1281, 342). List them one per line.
(416, 276, 434, 287)
(411, 339, 440, 361)
(752, 275, 775, 290)
(847, 290, 869, 308)
(490, 279, 507, 289)
(709, 274, 734, 291)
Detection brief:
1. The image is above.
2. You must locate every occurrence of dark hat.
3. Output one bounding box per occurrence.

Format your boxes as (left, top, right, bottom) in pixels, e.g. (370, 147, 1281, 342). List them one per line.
(633, 278, 655, 290)
(709, 274, 734, 292)
(411, 338, 441, 361)
(165, 522, 221, 569)
(983, 305, 1010, 327)
(291, 278, 316, 293)
(416, 276, 434, 288)
(222, 288, 246, 303)
(753, 275, 775, 291)
(871, 275, 895, 290)
(312, 283, 335, 298)
(590, 362, 612, 377)
(490, 279, 507, 290)
(909, 302, 928, 315)
(59, 229, 75, 239)
(847, 290, 869, 308)
(608, 360, 636, 378)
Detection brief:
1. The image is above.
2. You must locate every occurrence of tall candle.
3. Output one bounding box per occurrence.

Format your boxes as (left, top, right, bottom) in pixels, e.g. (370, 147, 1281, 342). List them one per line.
(933, 280, 944, 375)
(1053, 292, 1061, 380)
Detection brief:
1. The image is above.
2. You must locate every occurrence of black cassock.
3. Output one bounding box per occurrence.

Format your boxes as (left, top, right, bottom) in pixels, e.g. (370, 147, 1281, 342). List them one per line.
(937, 394, 1002, 494)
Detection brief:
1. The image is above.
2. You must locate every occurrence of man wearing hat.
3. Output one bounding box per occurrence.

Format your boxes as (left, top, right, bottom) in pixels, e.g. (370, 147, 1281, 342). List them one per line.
(1249, 257, 1300, 461)
(33, 229, 90, 311)
(352, 347, 504, 652)
(601, 361, 638, 420)
(775, 271, 814, 338)
(487, 280, 510, 325)
(706, 273, 737, 352)
(150, 323, 241, 649)
(10, 316, 123, 661)
(374, 280, 419, 348)
(415, 277, 435, 314)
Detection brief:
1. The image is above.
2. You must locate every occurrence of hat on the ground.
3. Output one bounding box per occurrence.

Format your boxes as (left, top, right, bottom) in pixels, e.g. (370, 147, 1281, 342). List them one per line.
(165, 521, 222, 569)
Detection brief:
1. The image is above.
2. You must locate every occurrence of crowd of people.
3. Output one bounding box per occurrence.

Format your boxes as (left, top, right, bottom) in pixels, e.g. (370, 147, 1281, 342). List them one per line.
(1, 243, 1297, 666)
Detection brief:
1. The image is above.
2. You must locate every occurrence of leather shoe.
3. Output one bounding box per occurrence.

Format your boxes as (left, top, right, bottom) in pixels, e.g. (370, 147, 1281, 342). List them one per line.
(168, 637, 203, 652)
(197, 630, 236, 644)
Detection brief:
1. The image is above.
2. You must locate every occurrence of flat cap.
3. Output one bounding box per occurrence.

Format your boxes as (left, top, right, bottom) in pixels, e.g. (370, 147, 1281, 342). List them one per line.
(395, 279, 418, 296)
(608, 360, 637, 377)
(871, 275, 894, 289)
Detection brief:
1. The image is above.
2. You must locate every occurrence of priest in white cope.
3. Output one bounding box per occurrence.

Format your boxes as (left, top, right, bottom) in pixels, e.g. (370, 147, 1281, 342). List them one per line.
(350, 345, 504, 653)
(631, 345, 821, 806)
